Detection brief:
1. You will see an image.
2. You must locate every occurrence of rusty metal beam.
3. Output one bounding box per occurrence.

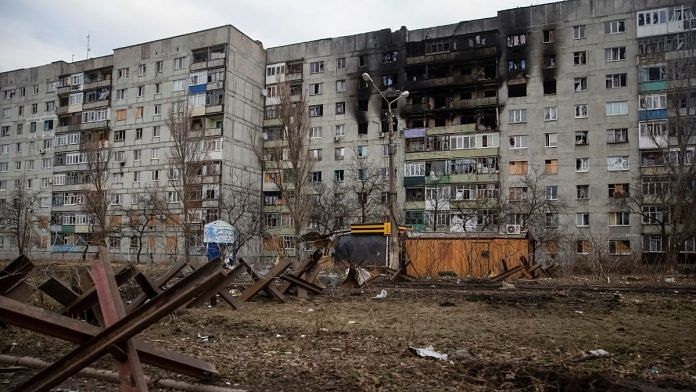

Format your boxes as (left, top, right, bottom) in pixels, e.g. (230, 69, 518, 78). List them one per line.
(0, 295, 218, 379)
(39, 277, 80, 307)
(11, 260, 226, 392)
(4, 281, 34, 302)
(134, 273, 160, 299)
(90, 249, 149, 391)
(126, 259, 188, 312)
(0, 255, 33, 293)
(280, 274, 323, 294)
(63, 265, 137, 316)
(237, 259, 290, 302)
(189, 263, 244, 310)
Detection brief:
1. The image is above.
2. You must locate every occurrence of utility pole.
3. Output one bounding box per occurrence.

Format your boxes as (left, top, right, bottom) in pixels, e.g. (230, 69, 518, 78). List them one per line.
(362, 73, 409, 270)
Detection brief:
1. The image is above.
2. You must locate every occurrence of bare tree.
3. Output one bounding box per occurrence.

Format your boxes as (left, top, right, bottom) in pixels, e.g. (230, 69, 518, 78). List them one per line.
(164, 101, 209, 264)
(423, 183, 452, 232)
(218, 176, 263, 260)
(81, 138, 112, 257)
(310, 182, 350, 235)
(254, 84, 314, 262)
(613, 31, 696, 270)
(124, 191, 166, 263)
(348, 151, 387, 224)
(0, 175, 44, 256)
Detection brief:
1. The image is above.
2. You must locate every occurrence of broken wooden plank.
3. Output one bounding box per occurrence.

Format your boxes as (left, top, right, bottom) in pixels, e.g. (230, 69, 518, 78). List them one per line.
(237, 259, 291, 302)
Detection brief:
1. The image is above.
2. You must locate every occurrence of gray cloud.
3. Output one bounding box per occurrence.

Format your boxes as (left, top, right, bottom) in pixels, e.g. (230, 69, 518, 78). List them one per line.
(0, 0, 554, 72)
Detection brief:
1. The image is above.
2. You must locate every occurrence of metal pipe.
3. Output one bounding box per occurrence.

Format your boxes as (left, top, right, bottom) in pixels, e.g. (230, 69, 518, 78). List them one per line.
(0, 354, 244, 392)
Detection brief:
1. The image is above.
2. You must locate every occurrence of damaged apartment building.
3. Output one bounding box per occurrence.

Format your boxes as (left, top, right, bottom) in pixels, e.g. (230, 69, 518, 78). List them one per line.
(1, 0, 695, 264)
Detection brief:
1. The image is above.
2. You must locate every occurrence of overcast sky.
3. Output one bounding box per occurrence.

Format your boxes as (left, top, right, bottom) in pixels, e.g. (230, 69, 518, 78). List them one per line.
(0, 0, 556, 72)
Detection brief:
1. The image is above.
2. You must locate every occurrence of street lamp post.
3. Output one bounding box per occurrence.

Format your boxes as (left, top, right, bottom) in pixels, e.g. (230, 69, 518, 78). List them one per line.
(362, 72, 409, 271)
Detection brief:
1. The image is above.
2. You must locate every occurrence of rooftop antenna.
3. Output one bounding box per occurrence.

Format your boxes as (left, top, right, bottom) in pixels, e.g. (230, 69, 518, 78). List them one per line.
(71, 54, 75, 62)
(86, 33, 91, 59)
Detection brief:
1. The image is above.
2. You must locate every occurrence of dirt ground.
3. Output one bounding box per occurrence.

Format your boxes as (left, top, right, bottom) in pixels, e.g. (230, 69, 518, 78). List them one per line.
(2, 263, 696, 391)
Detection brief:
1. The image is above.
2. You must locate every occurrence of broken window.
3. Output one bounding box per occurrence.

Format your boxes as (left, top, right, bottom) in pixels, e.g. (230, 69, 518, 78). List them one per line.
(508, 83, 526, 98)
(506, 33, 527, 47)
(575, 131, 589, 145)
(574, 77, 587, 92)
(543, 80, 557, 95)
(507, 59, 526, 74)
(543, 55, 556, 68)
(543, 29, 556, 43)
(382, 51, 398, 63)
(573, 51, 587, 65)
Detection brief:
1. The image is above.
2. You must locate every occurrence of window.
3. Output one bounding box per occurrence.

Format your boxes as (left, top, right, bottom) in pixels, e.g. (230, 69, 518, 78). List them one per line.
(543, 29, 556, 43)
(151, 169, 159, 181)
(509, 187, 529, 201)
(335, 124, 345, 137)
(45, 101, 55, 113)
(508, 135, 527, 149)
(574, 77, 587, 92)
(576, 158, 589, 172)
(357, 123, 368, 134)
(639, 121, 667, 139)
(544, 159, 558, 174)
(309, 105, 323, 117)
(309, 149, 322, 161)
(642, 206, 668, 225)
(335, 102, 345, 115)
(639, 94, 667, 110)
(358, 54, 368, 67)
(137, 85, 144, 97)
(310, 126, 322, 139)
(543, 55, 556, 68)
(114, 130, 126, 142)
(508, 83, 526, 97)
(115, 109, 126, 121)
(404, 162, 425, 177)
(336, 58, 346, 69)
(309, 82, 323, 95)
(608, 183, 629, 198)
(543, 132, 558, 148)
(610, 211, 630, 226)
(606, 73, 627, 88)
(151, 148, 159, 160)
(507, 33, 527, 47)
(156, 61, 163, 73)
(545, 186, 558, 200)
(32, 84, 39, 95)
(154, 104, 161, 116)
(575, 104, 588, 118)
(356, 145, 367, 158)
(327, 147, 352, 168)
(576, 240, 591, 254)
(174, 57, 186, 70)
(310, 171, 322, 183)
(605, 47, 626, 62)
(117, 68, 129, 79)
(508, 109, 527, 123)
(508, 161, 528, 175)
(544, 107, 557, 121)
(606, 101, 628, 116)
(135, 106, 144, 119)
(336, 80, 346, 92)
(605, 20, 625, 34)
(545, 213, 559, 227)
(576, 212, 590, 227)
(607, 156, 629, 171)
(138, 64, 146, 76)
(609, 240, 631, 255)
(573, 51, 587, 65)
(334, 169, 344, 182)
(576, 185, 589, 199)
(507, 59, 526, 74)
(358, 99, 368, 112)
(172, 79, 185, 91)
(111, 193, 122, 205)
(309, 61, 324, 74)
(639, 65, 666, 82)
(133, 150, 141, 161)
(607, 128, 628, 144)
(643, 235, 665, 253)
(69, 93, 82, 105)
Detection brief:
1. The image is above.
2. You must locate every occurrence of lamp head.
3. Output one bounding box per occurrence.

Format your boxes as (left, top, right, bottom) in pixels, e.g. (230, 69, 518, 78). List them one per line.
(361, 72, 372, 82)
(400, 90, 410, 98)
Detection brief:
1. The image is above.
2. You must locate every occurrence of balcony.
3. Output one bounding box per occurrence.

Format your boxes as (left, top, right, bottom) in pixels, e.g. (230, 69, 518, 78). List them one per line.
(206, 105, 223, 115)
(451, 97, 497, 109)
(638, 109, 668, 121)
(82, 99, 109, 110)
(56, 106, 69, 115)
(84, 79, 111, 90)
(406, 147, 499, 161)
(406, 47, 497, 66)
(406, 74, 496, 90)
(286, 73, 302, 82)
(207, 81, 224, 90)
(79, 120, 109, 131)
(205, 127, 223, 137)
(425, 123, 477, 135)
(639, 81, 668, 92)
(403, 103, 429, 113)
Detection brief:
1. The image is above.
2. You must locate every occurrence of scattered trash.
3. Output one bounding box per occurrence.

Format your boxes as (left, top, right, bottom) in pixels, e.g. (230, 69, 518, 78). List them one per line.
(574, 310, 584, 315)
(439, 301, 456, 307)
(373, 289, 388, 299)
(448, 348, 475, 361)
(307, 308, 314, 312)
(665, 277, 675, 283)
(197, 333, 214, 342)
(649, 366, 660, 374)
(408, 346, 448, 361)
(500, 281, 516, 290)
(348, 320, 357, 324)
(300, 334, 306, 338)
(505, 371, 516, 380)
(275, 334, 282, 338)
(589, 349, 610, 357)
(319, 328, 329, 332)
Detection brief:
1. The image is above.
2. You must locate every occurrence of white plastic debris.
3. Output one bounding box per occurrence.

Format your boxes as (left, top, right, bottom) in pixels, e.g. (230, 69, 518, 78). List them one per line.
(588, 349, 610, 357)
(665, 277, 675, 283)
(197, 332, 213, 342)
(500, 281, 516, 290)
(348, 320, 357, 324)
(275, 334, 282, 338)
(409, 346, 448, 361)
(575, 310, 584, 315)
(373, 289, 388, 299)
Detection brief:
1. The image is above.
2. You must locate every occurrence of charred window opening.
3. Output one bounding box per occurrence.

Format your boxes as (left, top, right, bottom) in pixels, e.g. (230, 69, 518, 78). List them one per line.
(543, 80, 557, 95)
(508, 83, 527, 98)
(358, 99, 368, 112)
(286, 61, 303, 75)
(359, 55, 368, 67)
(483, 89, 497, 98)
(478, 109, 498, 130)
(407, 66, 426, 81)
(460, 112, 477, 125)
(483, 65, 496, 79)
(358, 122, 368, 135)
(428, 65, 449, 79)
(544, 55, 557, 68)
(382, 51, 398, 63)
(543, 29, 556, 43)
(433, 95, 448, 109)
(461, 90, 473, 100)
(408, 118, 425, 128)
(406, 188, 425, 202)
(381, 116, 398, 133)
(289, 84, 302, 96)
(433, 116, 447, 127)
